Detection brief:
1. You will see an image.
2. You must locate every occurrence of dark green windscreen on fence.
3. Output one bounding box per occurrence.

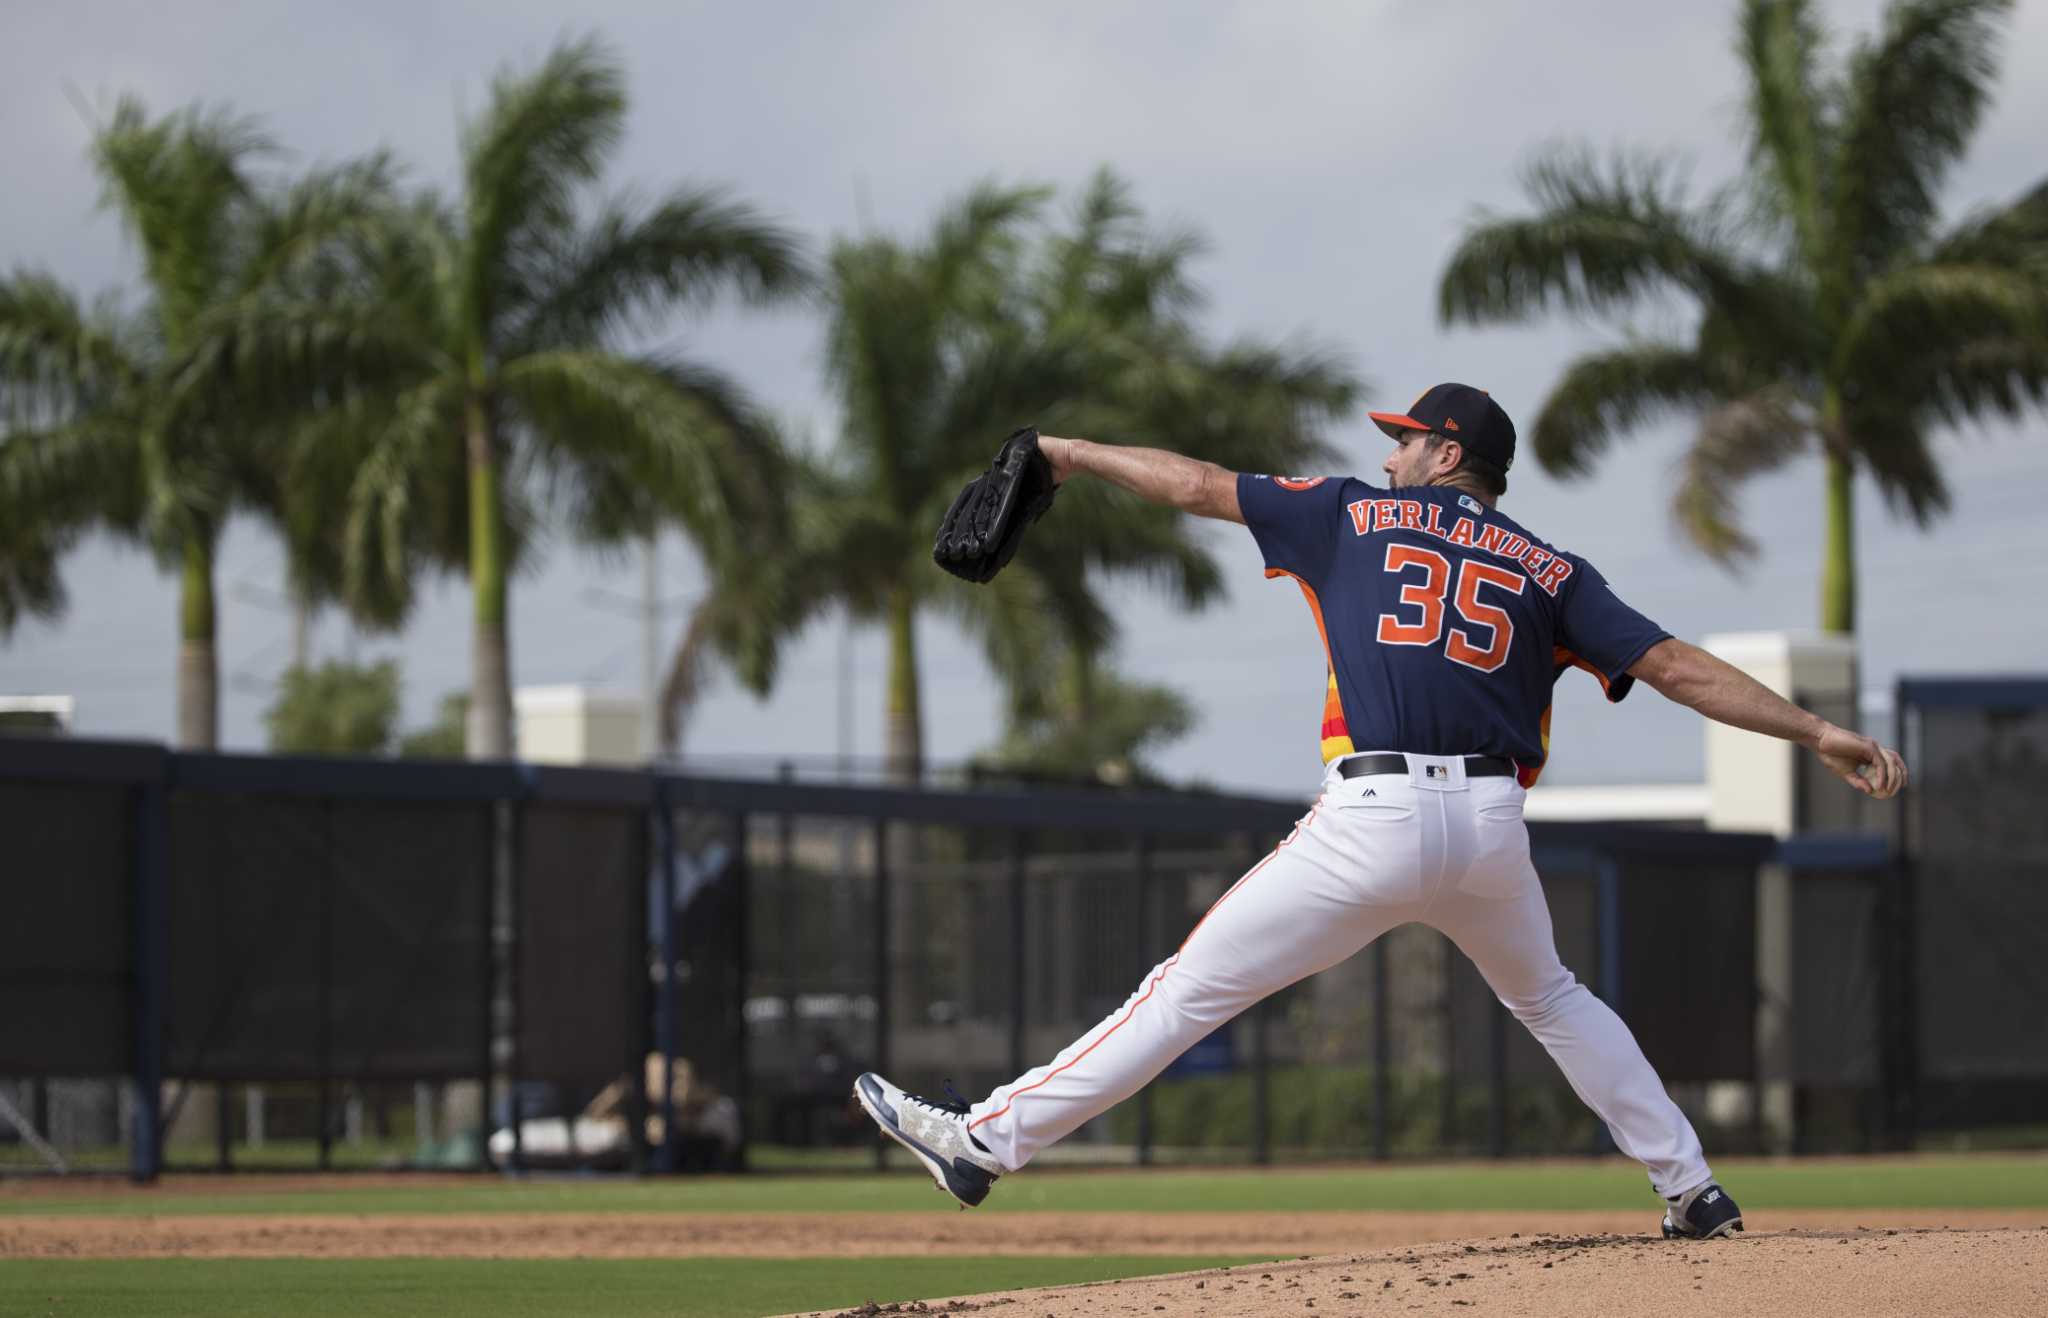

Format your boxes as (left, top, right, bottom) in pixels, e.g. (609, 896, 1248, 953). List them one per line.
(0, 781, 132, 1073)
(1906, 696, 2048, 1131)
(517, 803, 645, 1088)
(166, 793, 490, 1081)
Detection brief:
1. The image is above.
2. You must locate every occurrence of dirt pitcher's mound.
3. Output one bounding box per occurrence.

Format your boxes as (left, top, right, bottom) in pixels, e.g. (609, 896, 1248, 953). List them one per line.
(795, 1227, 2048, 1318)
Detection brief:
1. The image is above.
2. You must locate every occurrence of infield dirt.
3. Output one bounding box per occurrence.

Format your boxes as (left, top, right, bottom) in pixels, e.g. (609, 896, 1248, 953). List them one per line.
(1, 1206, 2038, 1259)
(788, 1226, 2048, 1318)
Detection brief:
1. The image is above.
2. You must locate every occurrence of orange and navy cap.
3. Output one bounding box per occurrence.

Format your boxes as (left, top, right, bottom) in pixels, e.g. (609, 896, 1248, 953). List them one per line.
(1369, 383, 1516, 474)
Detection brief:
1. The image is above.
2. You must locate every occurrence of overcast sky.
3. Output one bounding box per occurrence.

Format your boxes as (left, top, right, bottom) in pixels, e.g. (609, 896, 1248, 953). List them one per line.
(3, 0, 2044, 794)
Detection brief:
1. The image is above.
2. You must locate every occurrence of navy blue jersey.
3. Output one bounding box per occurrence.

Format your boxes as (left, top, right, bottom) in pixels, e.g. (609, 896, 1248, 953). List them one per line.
(1237, 473, 1670, 784)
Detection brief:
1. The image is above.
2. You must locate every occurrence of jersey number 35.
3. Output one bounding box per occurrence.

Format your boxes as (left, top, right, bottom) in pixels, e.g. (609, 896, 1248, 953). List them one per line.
(1376, 544, 1525, 674)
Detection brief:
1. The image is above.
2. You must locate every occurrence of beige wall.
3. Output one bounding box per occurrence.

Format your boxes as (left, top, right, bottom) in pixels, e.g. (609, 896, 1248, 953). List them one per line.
(514, 685, 646, 767)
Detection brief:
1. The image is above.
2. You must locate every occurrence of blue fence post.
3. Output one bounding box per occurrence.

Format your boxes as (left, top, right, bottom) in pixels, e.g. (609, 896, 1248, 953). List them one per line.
(1592, 856, 1622, 1156)
(777, 762, 798, 1123)
(129, 773, 168, 1184)
(1008, 829, 1029, 1081)
(1133, 834, 1154, 1167)
(1372, 938, 1390, 1161)
(653, 781, 678, 1174)
(872, 816, 891, 1173)
(1488, 993, 1507, 1158)
(730, 809, 751, 1170)
(507, 790, 526, 1176)
(478, 800, 497, 1172)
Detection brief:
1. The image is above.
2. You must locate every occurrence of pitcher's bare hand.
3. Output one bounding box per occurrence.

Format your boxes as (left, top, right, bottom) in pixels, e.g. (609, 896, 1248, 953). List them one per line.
(1814, 724, 1907, 799)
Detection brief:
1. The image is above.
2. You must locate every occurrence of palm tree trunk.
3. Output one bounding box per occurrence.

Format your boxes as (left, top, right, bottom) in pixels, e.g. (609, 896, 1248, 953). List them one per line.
(1064, 647, 1097, 726)
(657, 599, 719, 757)
(465, 395, 515, 759)
(883, 583, 922, 783)
(176, 532, 218, 750)
(1820, 449, 1856, 634)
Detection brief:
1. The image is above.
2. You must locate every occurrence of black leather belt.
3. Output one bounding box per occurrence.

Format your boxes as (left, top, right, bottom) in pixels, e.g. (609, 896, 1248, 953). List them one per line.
(1336, 753, 1516, 779)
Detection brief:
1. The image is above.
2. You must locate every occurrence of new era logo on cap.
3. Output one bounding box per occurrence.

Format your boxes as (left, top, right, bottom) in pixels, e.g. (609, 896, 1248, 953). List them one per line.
(1368, 383, 1516, 473)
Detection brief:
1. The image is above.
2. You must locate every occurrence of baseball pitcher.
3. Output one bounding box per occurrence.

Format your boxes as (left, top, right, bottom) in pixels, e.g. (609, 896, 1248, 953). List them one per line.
(858, 385, 1907, 1240)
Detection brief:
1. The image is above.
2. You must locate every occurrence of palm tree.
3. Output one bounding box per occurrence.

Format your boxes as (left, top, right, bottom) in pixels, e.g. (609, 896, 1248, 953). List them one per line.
(0, 100, 391, 747)
(805, 172, 1356, 782)
(972, 662, 1196, 787)
(304, 36, 807, 758)
(1437, 0, 2048, 632)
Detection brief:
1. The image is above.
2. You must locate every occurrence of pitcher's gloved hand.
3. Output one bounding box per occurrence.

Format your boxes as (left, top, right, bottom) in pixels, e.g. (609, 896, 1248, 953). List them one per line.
(932, 426, 1060, 583)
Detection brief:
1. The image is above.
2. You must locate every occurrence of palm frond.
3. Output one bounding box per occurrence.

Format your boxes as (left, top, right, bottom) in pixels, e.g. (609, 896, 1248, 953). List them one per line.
(824, 239, 947, 487)
(342, 377, 464, 618)
(1439, 147, 1788, 344)
(0, 269, 145, 421)
(0, 518, 70, 633)
(921, 328, 1096, 483)
(0, 415, 130, 514)
(656, 452, 887, 751)
(501, 349, 779, 549)
(1045, 168, 1207, 330)
(938, 569, 1070, 724)
(975, 655, 1197, 783)
(0, 422, 113, 630)
(1737, 0, 1831, 257)
(1921, 335, 2048, 426)
(1931, 179, 2048, 271)
(1840, 405, 1950, 526)
(507, 184, 809, 353)
(1836, 262, 2048, 402)
(90, 96, 270, 338)
(1028, 479, 1228, 613)
(1121, 335, 1356, 475)
(173, 289, 443, 438)
(926, 180, 1052, 304)
(788, 474, 910, 619)
(1529, 342, 1740, 476)
(458, 33, 626, 342)
(1671, 385, 1813, 563)
(232, 152, 401, 298)
(1832, 0, 2010, 284)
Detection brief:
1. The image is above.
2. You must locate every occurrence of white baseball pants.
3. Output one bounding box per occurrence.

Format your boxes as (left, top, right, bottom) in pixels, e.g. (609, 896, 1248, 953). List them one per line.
(967, 752, 1712, 1199)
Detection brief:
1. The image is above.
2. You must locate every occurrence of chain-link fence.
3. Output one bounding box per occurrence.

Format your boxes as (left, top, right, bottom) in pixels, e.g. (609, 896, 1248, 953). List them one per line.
(1898, 678, 2048, 1146)
(0, 742, 651, 1177)
(700, 788, 1784, 1172)
(12, 697, 2036, 1177)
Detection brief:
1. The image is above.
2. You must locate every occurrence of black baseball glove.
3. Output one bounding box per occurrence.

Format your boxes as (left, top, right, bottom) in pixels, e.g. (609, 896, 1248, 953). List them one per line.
(931, 426, 1060, 583)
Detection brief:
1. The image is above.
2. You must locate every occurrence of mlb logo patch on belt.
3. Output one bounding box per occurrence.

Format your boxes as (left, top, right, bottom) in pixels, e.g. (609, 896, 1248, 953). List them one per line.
(1425, 765, 1446, 779)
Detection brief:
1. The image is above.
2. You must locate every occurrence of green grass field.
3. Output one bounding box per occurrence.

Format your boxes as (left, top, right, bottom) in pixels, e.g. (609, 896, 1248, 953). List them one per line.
(4, 1156, 2041, 1317)
(0, 1256, 1269, 1318)
(7, 1153, 2045, 1217)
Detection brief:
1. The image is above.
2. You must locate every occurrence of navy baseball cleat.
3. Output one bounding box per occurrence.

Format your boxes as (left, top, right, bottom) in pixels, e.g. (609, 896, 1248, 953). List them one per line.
(853, 1072, 1004, 1208)
(1661, 1182, 1744, 1239)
